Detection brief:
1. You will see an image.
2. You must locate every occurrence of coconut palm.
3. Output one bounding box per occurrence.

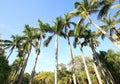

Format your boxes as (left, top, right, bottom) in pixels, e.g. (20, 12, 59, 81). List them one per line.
(44, 16, 65, 84)
(70, 0, 120, 49)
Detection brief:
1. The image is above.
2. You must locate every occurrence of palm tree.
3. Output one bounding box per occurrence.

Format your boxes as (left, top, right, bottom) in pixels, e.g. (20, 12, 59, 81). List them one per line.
(72, 22, 92, 84)
(81, 30, 104, 84)
(0, 35, 26, 83)
(0, 35, 23, 60)
(62, 13, 77, 84)
(17, 25, 38, 84)
(70, 0, 120, 49)
(44, 17, 65, 84)
(81, 29, 116, 84)
(87, 43, 103, 84)
(29, 20, 47, 84)
(100, 11, 120, 40)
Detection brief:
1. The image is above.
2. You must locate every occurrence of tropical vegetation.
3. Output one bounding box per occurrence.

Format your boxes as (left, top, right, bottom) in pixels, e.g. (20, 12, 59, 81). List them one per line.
(0, 0, 120, 84)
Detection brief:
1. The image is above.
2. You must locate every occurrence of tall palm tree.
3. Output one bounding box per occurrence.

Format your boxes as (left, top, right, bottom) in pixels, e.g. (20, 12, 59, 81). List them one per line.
(81, 30, 104, 84)
(81, 29, 116, 83)
(62, 13, 77, 84)
(0, 35, 23, 60)
(91, 42, 115, 84)
(44, 17, 65, 84)
(87, 43, 103, 84)
(100, 11, 120, 40)
(0, 35, 26, 83)
(29, 20, 47, 84)
(17, 25, 38, 84)
(72, 22, 92, 84)
(70, 0, 120, 49)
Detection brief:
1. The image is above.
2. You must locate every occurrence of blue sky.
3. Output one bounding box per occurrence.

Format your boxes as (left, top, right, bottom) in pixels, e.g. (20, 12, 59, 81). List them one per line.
(0, 0, 119, 73)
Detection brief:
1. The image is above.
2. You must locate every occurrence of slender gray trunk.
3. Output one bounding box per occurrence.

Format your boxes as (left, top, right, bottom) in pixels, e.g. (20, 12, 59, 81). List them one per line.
(17, 48, 31, 84)
(91, 45, 109, 84)
(10, 58, 23, 84)
(55, 34, 58, 84)
(87, 15, 120, 50)
(29, 39, 41, 84)
(67, 37, 77, 84)
(87, 44, 102, 84)
(78, 39, 92, 84)
(92, 45, 115, 84)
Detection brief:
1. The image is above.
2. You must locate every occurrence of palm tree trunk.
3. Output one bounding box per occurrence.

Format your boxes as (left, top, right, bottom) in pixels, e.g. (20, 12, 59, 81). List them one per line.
(17, 48, 31, 84)
(29, 39, 41, 84)
(87, 15, 120, 50)
(87, 44, 102, 84)
(92, 47, 115, 84)
(92, 45, 115, 84)
(10, 58, 23, 84)
(67, 37, 77, 84)
(78, 39, 92, 84)
(55, 34, 58, 84)
(91, 45, 109, 84)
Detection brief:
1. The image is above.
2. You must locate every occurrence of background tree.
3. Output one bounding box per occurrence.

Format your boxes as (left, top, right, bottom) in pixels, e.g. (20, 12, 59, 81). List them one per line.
(0, 48, 11, 84)
(97, 49, 120, 84)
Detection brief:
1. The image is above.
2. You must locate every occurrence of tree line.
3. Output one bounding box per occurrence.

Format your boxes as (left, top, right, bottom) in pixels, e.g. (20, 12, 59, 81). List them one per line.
(0, 0, 120, 84)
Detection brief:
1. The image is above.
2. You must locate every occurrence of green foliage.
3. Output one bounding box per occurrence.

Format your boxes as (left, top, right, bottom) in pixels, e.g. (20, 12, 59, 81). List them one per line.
(21, 73, 30, 84)
(0, 48, 11, 84)
(33, 72, 54, 84)
(97, 49, 120, 84)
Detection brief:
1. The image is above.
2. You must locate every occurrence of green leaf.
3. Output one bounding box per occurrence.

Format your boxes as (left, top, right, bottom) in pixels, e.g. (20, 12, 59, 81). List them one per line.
(43, 35, 53, 47)
(113, 10, 120, 19)
(116, 19, 120, 24)
(73, 37, 78, 48)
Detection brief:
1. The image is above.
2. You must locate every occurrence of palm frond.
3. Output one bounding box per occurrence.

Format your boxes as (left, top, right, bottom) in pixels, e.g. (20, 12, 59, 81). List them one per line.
(113, 10, 120, 19)
(89, 0, 98, 7)
(59, 31, 66, 39)
(110, 29, 114, 36)
(84, 0, 88, 8)
(85, 22, 91, 28)
(69, 10, 80, 17)
(98, 4, 111, 19)
(7, 46, 15, 59)
(43, 35, 53, 47)
(101, 33, 105, 40)
(74, 2, 81, 9)
(73, 37, 78, 48)
(116, 18, 120, 24)
(0, 39, 12, 43)
(68, 30, 74, 37)
(111, 4, 120, 9)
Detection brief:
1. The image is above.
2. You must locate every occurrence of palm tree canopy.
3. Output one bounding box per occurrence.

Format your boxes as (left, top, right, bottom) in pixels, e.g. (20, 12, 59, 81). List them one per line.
(73, 0, 99, 19)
